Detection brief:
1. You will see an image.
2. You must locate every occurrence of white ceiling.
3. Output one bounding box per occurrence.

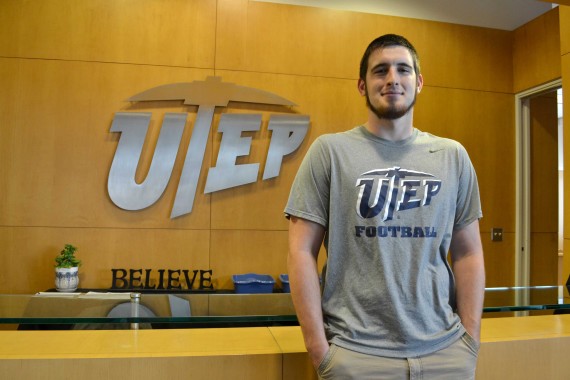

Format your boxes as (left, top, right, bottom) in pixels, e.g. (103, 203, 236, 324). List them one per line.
(254, 0, 557, 30)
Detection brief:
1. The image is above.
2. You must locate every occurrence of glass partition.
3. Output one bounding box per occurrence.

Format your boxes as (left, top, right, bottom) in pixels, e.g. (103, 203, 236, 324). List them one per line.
(1, 286, 569, 329)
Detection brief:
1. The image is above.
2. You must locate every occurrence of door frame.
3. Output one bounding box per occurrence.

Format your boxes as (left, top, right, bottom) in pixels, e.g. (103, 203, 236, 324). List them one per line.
(515, 79, 562, 307)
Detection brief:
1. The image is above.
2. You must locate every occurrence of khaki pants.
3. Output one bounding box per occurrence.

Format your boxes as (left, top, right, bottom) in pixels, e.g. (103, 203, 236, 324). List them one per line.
(317, 333, 479, 380)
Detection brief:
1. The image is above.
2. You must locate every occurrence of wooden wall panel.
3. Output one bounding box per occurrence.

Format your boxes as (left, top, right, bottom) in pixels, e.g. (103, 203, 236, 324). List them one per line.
(531, 233, 559, 285)
(210, 70, 365, 231)
(216, 0, 512, 93)
(417, 26, 512, 94)
(561, 6, 570, 283)
(0, 58, 213, 229)
(483, 232, 516, 287)
(0, 0, 217, 68)
(0, 0, 523, 293)
(513, 8, 561, 93)
(210, 230, 289, 290)
(560, 6, 570, 55)
(529, 94, 559, 286)
(414, 87, 516, 234)
(530, 94, 559, 233)
(0, 227, 210, 293)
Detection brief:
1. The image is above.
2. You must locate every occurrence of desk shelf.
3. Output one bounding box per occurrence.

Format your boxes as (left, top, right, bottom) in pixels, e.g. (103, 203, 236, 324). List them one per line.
(1, 286, 569, 329)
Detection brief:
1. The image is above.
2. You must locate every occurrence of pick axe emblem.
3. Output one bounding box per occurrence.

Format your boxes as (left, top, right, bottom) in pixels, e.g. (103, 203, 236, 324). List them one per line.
(108, 77, 308, 218)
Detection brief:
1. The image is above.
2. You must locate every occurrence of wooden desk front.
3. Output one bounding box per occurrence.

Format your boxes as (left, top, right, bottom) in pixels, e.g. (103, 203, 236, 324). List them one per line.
(1, 315, 570, 379)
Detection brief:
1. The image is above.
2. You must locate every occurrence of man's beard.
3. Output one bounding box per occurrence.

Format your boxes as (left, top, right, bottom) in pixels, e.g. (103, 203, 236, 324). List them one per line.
(365, 87, 417, 120)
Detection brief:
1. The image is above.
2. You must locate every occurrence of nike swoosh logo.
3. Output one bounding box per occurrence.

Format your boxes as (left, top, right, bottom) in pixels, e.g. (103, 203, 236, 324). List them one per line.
(429, 148, 444, 153)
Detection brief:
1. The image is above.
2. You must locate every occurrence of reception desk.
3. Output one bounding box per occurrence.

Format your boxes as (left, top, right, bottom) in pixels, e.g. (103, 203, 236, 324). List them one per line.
(1, 288, 570, 379)
(1, 317, 570, 379)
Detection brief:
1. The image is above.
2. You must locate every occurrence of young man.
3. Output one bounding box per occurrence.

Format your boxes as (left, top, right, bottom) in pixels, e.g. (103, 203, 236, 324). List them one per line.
(285, 34, 485, 379)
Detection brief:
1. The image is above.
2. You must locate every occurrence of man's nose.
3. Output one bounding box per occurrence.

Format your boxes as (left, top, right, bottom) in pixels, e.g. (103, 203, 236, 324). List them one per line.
(386, 67, 399, 85)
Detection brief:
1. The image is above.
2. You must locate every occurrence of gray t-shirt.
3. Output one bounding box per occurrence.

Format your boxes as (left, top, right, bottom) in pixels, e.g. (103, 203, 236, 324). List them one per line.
(285, 126, 482, 358)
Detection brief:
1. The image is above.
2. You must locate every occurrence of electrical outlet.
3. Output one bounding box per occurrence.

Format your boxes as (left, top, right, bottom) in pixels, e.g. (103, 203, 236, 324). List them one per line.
(491, 228, 503, 242)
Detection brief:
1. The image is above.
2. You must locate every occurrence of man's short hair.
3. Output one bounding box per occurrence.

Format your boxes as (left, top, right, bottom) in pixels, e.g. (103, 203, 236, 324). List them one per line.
(359, 34, 421, 80)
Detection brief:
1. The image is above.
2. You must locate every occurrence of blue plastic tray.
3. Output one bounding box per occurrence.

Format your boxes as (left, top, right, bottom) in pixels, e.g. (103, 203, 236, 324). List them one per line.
(279, 274, 290, 293)
(232, 273, 275, 294)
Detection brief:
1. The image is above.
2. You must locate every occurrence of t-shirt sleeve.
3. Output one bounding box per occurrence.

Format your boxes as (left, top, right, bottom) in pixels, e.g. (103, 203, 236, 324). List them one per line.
(454, 144, 483, 230)
(284, 136, 331, 227)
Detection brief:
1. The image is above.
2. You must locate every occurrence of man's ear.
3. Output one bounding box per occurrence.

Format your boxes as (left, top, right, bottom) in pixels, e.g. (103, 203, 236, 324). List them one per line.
(416, 74, 424, 93)
(357, 78, 366, 96)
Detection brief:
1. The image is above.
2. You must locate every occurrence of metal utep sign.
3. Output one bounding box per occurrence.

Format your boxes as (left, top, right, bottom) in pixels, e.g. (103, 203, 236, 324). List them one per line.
(108, 76, 309, 218)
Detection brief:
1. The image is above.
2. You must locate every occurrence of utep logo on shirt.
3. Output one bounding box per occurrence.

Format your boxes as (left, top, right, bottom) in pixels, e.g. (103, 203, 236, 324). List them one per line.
(354, 166, 441, 239)
(107, 77, 309, 219)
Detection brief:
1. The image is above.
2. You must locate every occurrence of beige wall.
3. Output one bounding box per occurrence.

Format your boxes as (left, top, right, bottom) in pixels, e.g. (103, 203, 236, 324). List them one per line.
(0, 0, 548, 293)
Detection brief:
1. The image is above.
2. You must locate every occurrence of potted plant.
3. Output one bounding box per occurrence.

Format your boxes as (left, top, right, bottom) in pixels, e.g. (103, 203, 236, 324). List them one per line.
(54, 244, 81, 292)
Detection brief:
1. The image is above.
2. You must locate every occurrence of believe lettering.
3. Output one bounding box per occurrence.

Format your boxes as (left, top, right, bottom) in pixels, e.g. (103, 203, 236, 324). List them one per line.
(111, 268, 214, 290)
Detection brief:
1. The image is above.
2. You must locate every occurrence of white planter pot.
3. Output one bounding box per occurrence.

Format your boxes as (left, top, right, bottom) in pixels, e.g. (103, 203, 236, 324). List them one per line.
(55, 267, 79, 292)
